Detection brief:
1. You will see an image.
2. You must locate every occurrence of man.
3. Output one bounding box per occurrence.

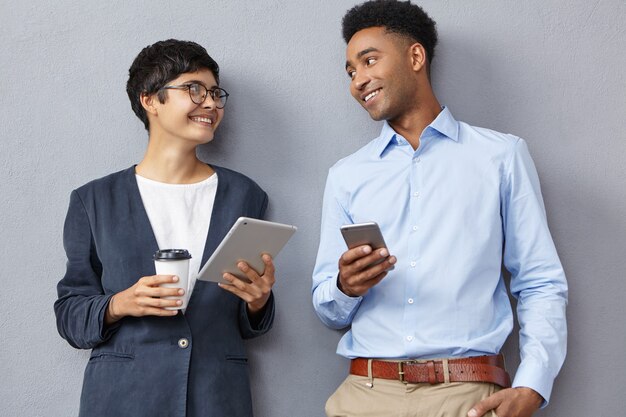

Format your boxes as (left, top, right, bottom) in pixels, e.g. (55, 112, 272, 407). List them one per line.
(312, 1, 568, 416)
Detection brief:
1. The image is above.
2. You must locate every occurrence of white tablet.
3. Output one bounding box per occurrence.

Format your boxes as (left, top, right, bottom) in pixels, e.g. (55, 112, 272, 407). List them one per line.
(197, 217, 297, 284)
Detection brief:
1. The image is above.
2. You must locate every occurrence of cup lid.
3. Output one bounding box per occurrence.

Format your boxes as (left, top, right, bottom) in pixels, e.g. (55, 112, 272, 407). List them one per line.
(153, 249, 192, 260)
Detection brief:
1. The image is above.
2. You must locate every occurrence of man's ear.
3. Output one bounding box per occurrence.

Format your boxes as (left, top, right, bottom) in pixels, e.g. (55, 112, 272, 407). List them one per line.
(409, 42, 428, 72)
(140, 92, 158, 116)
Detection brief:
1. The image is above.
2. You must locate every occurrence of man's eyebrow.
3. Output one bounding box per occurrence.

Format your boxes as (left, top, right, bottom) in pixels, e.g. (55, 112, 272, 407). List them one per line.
(345, 47, 381, 70)
(357, 47, 379, 59)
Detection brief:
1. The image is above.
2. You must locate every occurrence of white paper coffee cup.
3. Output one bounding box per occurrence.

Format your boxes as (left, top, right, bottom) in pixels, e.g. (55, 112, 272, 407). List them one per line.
(153, 249, 192, 310)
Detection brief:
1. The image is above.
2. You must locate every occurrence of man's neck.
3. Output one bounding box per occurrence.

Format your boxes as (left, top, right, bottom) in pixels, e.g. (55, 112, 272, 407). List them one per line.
(388, 96, 442, 151)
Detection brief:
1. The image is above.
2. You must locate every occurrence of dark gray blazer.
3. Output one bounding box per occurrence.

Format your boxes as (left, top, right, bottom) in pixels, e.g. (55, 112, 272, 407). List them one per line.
(54, 165, 274, 417)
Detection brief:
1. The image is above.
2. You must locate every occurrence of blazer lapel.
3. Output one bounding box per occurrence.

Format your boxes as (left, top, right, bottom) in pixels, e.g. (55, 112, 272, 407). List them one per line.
(199, 165, 231, 270)
(185, 165, 234, 314)
(124, 166, 160, 271)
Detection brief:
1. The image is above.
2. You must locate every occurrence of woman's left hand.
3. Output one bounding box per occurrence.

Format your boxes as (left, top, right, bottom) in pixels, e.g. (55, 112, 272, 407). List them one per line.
(218, 254, 275, 314)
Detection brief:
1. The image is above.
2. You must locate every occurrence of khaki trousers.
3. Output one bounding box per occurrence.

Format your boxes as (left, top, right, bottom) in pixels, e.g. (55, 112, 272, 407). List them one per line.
(326, 374, 500, 417)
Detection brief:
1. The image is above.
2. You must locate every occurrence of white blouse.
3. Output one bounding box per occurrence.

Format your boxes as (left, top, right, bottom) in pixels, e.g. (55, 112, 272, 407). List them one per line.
(136, 173, 217, 299)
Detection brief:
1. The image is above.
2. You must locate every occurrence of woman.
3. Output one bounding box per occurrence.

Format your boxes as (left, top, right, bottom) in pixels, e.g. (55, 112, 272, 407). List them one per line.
(54, 39, 276, 417)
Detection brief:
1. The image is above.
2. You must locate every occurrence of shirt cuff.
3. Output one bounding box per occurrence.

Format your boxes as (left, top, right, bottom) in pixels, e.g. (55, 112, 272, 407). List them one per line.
(512, 359, 554, 408)
(331, 275, 362, 312)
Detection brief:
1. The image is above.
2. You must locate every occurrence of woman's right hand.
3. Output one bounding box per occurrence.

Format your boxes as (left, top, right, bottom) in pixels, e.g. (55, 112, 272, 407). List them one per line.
(104, 275, 184, 325)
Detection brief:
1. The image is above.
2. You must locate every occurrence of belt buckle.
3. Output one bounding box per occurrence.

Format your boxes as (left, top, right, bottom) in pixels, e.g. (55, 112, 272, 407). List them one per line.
(397, 360, 417, 382)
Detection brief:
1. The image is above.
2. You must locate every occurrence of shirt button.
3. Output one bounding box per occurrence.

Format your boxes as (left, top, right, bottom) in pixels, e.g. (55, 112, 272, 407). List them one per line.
(410, 261, 417, 267)
(413, 192, 420, 197)
(178, 338, 189, 349)
(414, 158, 421, 163)
(408, 298, 414, 304)
(406, 336, 413, 342)
(412, 225, 419, 231)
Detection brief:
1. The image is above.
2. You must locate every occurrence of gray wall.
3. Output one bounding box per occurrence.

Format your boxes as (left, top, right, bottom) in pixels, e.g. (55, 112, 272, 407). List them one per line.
(1, 1, 624, 416)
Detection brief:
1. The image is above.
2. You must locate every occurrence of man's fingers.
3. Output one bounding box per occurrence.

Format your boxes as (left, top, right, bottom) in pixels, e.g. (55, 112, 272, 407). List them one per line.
(341, 254, 395, 285)
(350, 271, 388, 294)
(471, 387, 543, 417)
(340, 245, 373, 265)
(468, 391, 503, 417)
(355, 249, 390, 270)
(340, 247, 392, 279)
(343, 247, 391, 271)
(338, 247, 396, 296)
(362, 255, 396, 277)
(367, 271, 388, 286)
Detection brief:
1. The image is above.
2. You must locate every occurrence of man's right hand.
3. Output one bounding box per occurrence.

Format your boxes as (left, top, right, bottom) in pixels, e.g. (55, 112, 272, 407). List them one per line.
(105, 275, 184, 324)
(338, 245, 396, 297)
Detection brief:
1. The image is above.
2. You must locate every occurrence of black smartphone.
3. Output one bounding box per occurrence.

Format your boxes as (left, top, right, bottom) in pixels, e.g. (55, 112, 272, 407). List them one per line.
(340, 222, 387, 250)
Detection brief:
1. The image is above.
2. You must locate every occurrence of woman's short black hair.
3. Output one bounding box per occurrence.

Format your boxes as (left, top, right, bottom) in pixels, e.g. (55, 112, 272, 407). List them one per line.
(342, 0, 438, 64)
(126, 39, 220, 131)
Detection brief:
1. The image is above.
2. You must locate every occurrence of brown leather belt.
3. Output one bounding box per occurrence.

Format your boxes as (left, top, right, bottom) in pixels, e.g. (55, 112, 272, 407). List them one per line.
(350, 354, 511, 388)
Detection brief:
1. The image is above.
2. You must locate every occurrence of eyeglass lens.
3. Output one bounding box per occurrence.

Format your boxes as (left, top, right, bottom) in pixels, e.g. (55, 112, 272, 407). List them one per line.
(188, 83, 228, 108)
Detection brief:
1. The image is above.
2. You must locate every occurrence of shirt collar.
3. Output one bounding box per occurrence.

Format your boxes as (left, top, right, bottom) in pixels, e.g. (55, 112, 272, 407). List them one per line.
(374, 106, 460, 157)
(427, 106, 459, 142)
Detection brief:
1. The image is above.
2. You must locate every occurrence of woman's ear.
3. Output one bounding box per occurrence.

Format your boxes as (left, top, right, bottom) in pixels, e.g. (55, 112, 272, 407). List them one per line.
(140, 92, 158, 116)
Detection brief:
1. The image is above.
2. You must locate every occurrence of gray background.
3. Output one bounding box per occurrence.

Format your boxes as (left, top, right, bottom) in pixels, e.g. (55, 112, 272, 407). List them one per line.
(1, 0, 624, 416)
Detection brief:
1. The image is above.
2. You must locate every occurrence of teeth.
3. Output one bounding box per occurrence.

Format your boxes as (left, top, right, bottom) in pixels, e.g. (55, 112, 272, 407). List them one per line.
(191, 117, 212, 124)
(364, 89, 380, 102)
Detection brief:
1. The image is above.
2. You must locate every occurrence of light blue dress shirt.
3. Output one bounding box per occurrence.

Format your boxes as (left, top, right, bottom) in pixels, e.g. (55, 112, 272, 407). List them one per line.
(312, 107, 567, 403)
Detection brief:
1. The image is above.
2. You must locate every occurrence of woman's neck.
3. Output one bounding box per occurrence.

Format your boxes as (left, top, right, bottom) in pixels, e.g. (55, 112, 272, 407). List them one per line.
(135, 138, 214, 184)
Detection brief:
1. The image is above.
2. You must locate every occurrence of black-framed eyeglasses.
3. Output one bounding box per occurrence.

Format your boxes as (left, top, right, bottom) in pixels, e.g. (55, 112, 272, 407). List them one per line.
(160, 83, 229, 109)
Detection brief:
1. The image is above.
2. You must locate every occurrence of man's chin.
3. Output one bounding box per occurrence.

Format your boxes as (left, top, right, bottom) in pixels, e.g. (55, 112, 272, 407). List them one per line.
(365, 109, 386, 121)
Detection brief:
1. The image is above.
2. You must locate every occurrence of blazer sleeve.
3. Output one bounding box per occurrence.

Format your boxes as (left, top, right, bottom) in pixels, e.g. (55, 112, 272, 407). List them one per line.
(237, 190, 275, 339)
(54, 190, 120, 349)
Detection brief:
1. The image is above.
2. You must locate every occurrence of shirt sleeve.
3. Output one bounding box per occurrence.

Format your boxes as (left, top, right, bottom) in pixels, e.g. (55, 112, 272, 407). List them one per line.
(312, 168, 363, 329)
(54, 190, 120, 350)
(501, 138, 568, 406)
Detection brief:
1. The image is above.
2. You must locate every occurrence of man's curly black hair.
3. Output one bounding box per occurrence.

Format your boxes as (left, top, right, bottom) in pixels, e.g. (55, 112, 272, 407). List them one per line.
(342, 0, 438, 64)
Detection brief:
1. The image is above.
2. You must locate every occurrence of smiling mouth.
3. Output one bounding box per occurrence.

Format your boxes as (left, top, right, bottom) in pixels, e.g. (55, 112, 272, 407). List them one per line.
(364, 89, 381, 102)
(190, 116, 213, 125)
